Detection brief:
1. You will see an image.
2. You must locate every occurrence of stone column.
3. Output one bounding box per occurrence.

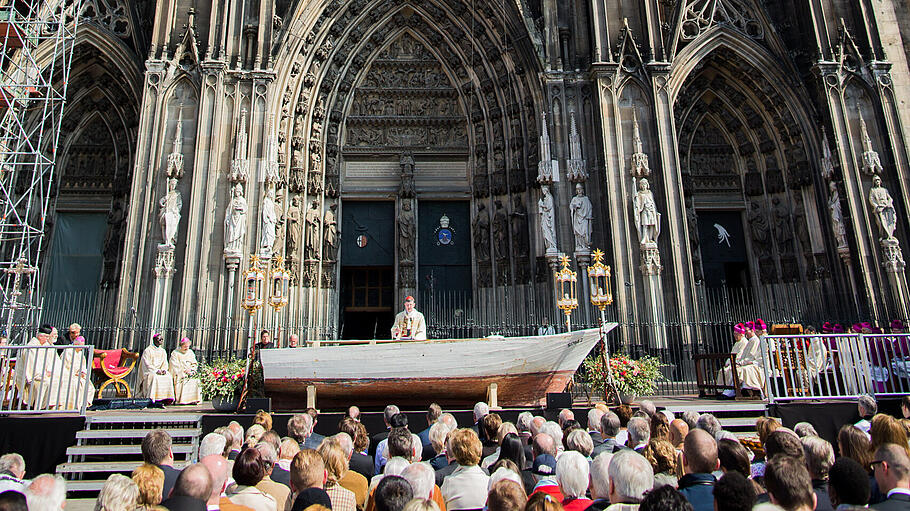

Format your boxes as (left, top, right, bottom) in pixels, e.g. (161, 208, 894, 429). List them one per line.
(151, 247, 176, 330)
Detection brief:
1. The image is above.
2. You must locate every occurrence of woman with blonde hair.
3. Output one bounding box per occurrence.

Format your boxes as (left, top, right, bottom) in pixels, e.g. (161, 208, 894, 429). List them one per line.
(254, 410, 274, 432)
(245, 424, 266, 448)
(870, 414, 910, 457)
(318, 439, 357, 511)
(403, 498, 440, 511)
(525, 491, 565, 511)
(96, 473, 140, 511)
(131, 463, 164, 509)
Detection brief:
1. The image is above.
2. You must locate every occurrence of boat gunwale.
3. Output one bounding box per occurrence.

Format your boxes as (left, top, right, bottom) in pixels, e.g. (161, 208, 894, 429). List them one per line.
(283, 326, 609, 349)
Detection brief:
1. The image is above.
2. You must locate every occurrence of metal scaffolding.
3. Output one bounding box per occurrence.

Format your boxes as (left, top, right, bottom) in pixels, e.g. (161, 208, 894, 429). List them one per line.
(0, 1, 80, 341)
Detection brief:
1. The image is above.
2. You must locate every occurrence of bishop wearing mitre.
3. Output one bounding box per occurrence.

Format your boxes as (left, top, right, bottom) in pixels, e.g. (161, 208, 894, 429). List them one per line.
(391, 296, 427, 340)
(139, 333, 175, 403)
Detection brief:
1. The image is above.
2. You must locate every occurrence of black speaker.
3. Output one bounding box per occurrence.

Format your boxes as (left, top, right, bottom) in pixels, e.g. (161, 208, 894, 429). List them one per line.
(243, 397, 272, 412)
(546, 392, 572, 410)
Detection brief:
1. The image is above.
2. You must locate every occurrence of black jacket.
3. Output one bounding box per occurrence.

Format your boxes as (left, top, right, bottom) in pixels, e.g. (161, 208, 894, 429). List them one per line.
(872, 492, 910, 511)
(161, 495, 207, 511)
(350, 451, 374, 478)
(159, 464, 181, 501)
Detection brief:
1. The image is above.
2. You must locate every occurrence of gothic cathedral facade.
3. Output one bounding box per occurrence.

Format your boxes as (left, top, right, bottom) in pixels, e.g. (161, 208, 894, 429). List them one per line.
(45, 0, 910, 345)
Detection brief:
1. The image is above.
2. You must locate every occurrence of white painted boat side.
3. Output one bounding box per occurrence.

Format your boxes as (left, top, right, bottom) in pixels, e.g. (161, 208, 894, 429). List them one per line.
(260, 325, 614, 381)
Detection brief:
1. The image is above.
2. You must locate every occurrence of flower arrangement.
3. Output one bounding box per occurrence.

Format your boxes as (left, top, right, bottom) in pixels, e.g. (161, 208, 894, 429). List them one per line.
(581, 353, 662, 399)
(197, 357, 246, 400)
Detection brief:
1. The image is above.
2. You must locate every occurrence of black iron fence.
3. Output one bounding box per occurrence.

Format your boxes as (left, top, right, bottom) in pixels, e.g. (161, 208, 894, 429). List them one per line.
(17, 280, 888, 397)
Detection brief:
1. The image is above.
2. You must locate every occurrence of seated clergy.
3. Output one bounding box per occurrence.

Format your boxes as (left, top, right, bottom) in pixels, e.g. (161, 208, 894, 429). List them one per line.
(139, 334, 175, 403)
(54, 323, 95, 409)
(717, 322, 765, 397)
(169, 337, 202, 405)
(17, 324, 61, 410)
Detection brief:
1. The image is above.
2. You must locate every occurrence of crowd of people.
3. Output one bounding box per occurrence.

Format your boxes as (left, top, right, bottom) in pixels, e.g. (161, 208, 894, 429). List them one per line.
(2, 395, 910, 511)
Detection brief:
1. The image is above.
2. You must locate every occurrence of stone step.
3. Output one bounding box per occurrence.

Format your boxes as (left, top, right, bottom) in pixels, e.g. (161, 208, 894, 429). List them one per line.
(57, 460, 190, 474)
(65, 480, 108, 492)
(86, 413, 201, 424)
(76, 427, 201, 440)
(66, 444, 195, 457)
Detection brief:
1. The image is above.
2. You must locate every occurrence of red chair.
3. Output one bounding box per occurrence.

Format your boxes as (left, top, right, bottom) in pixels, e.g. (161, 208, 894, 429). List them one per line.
(92, 348, 140, 398)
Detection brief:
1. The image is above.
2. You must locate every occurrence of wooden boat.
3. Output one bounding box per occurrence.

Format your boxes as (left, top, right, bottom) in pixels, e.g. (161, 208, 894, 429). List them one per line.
(260, 325, 615, 408)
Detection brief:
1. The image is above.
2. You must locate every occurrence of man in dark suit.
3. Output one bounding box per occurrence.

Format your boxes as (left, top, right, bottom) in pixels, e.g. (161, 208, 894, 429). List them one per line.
(142, 429, 182, 501)
(591, 411, 624, 457)
(160, 462, 211, 511)
(520, 432, 557, 489)
(418, 403, 442, 461)
(626, 417, 650, 452)
(872, 444, 910, 511)
(764, 454, 815, 511)
(370, 404, 400, 458)
(802, 436, 835, 511)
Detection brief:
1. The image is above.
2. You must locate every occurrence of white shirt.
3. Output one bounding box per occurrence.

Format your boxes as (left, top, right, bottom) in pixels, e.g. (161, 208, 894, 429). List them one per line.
(615, 430, 629, 447)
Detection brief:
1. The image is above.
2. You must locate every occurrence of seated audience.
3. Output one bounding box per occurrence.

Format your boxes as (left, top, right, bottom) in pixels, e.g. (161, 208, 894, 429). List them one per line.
(681, 412, 699, 432)
(566, 429, 594, 459)
(226, 447, 277, 511)
(482, 414, 504, 459)
(669, 420, 689, 452)
(828, 457, 871, 510)
(794, 423, 819, 438)
(162, 463, 214, 511)
(340, 417, 374, 478)
(856, 396, 877, 436)
(428, 422, 451, 471)
(200, 454, 255, 511)
(801, 436, 835, 511)
(696, 415, 722, 440)
(24, 475, 66, 510)
(245, 425, 266, 449)
(274, 437, 301, 487)
(96, 474, 140, 511)
(0, 490, 27, 511)
(254, 410, 274, 432)
(650, 413, 671, 443)
(556, 451, 592, 511)
(142, 429, 181, 501)
(588, 452, 613, 511)
(441, 428, 490, 510)
(375, 476, 413, 511)
(256, 442, 291, 510)
(289, 449, 327, 511)
(318, 439, 358, 511)
(138, 334, 176, 403)
(764, 455, 815, 511)
(678, 429, 719, 511)
(131, 463, 165, 509)
(640, 484, 694, 511)
(606, 450, 653, 510)
(713, 472, 756, 511)
(419, 403, 443, 460)
(0, 454, 26, 493)
(488, 479, 526, 511)
(333, 433, 370, 509)
(871, 443, 910, 511)
(200, 432, 228, 459)
(871, 415, 910, 458)
(717, 439, 751, 478)
(588, 409, 606, 446)
(288, 414, 316, 452)
(643, 439, 680, 488)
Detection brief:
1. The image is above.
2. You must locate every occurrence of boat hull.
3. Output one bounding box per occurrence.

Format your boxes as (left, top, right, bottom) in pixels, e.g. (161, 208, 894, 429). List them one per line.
(260, 326, 613, 408)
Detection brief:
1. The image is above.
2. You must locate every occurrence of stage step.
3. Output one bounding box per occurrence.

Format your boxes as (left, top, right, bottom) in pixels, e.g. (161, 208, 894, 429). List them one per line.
(76, 427, 202, 439)
(66, 444, 195, 456)
(58, 412, 203, 498)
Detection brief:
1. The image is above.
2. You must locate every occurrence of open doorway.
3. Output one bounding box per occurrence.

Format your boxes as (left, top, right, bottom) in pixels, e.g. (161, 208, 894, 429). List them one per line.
(339, 267, 394, 339)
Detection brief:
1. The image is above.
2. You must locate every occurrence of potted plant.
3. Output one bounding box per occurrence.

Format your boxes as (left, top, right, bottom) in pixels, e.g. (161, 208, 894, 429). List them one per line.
(198, 357, 246, 412)
(581, 353, 662, 404)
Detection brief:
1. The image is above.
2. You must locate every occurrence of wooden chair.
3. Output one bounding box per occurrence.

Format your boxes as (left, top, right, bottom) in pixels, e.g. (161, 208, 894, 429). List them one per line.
(773, 339, 810, 397)
(92, 348, 139, 398)
(694, 352, 743, 399)
(1, 358, 16, 408)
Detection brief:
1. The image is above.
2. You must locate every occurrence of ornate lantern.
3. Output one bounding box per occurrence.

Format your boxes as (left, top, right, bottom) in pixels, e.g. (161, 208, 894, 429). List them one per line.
(554, 255, 578, 331)
(241, 255, 265, 314)
(587, 249, 614, 312)
(269, 256, 290, 310)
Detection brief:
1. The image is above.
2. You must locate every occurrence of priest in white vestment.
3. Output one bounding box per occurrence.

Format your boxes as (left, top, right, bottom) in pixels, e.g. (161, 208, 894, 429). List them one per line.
(16, 325, 61, 410)
(169, 337, 201, 405)
(391, 296, 427, 340)
(54, 323, 95, 409)
(718, 322, 766, 396)
(139, 334, 175, 403)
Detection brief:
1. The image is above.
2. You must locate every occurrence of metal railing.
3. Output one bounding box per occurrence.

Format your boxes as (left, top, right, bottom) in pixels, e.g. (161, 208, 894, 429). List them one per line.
(0, 344, 94, 414)
(761, 333, 910, 403)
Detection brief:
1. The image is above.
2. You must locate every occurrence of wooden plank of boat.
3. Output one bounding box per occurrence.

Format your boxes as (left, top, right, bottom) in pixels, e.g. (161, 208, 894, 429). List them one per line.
(260, 325, 615, 408)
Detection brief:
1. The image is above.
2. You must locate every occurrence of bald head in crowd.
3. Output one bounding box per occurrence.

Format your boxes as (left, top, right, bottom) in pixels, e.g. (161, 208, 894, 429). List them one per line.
(200, 455, 230, 506)
(669, 419, 689, 448)
(533, 433, 557, 458)
(171, 463, 213, 501)
(683, 429, 719, 474)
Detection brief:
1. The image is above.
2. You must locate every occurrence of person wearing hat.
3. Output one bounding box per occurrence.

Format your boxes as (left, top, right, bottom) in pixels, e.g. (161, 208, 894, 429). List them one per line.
(169, 337, 202, 405)
(391, 296, 427, 340)
(717, 323, 765, 398)
(139, 333, 176, 403)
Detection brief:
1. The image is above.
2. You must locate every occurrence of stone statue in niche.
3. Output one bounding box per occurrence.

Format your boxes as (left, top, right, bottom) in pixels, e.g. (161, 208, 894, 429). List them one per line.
(323, 202, 338, 261)
(632, 178, 660, 245)
(570, 183, 593, 252)
(511, 196, 529, 255)
(869, 175, 898, 240)
(398, 200, 416, 263)
(272, 194, 286, 256)
(158, 177, 182, 247)
(827, 181, 848, 251)
(771, 197, 794, 254)
(286, 195, 301, 258)
(473, 202, 490, 261)
(538, 186, 557, 254)
(305, 199, 321, 260)
(224, 183, 247, 256)
(259, 186, 278, 254)
(103, 197, 126, 263)
(399, 152, 416, 198)
(493, 199, 509, 261)
(747, 201, 771, 258)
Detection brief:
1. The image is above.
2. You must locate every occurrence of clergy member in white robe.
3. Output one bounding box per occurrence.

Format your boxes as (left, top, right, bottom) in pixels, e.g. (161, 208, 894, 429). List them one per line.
(391, 296, 427, 340)
(16, 326, 60, 410)
(139, 334, 175, 403)
(718, 322, 766, 395)
(169, 337, 201, 405)
(54, 324, 95, 409)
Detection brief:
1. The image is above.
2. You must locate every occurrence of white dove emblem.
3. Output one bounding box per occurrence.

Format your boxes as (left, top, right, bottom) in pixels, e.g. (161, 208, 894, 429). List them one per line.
(714, 223, 732, 247)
